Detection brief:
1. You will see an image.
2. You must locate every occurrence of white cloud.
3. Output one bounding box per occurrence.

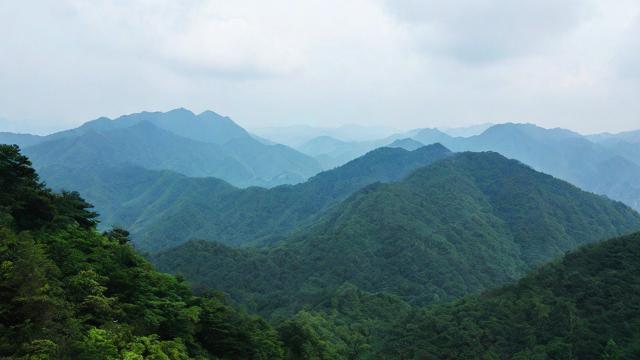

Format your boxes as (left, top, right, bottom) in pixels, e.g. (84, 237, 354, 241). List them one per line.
(382, 0, 594, 64)
(0, 0, 639, 134)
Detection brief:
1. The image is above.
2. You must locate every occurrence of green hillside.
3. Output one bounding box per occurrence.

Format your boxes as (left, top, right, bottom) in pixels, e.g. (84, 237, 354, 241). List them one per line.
(380, 231, 640, 359)
(154, 152, 640, 316)
(41, 144, 453, 250)
(416, 123, 640, 211)
(0, 144, 287, 359)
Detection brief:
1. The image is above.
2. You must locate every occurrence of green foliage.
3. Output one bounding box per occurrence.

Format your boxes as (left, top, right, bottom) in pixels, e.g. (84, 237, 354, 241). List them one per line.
(0, 146, 286, 359)
(155, 152, 640, 316)
(379, 232, 640, 359)
(40, 144, 452, 250)
(416, 122, 640, 212)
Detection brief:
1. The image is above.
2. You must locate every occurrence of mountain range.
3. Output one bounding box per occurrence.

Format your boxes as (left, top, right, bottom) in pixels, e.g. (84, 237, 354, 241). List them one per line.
(154, 151, 640, 317)
(3, 118, 640, 359)
(295, 123, 640, 211)
(381, 231, 640, 359)
(1, 108, 322, 187)
(40, 144, 453, 251)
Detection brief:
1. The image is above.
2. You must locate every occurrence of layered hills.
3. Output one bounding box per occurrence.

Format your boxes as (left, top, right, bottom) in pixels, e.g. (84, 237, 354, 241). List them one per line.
(296, 123, 640, 211)
(41, 144, 453, 250)
(3, 109, 322, 187)
(0, 144, 287, 359)
(380, 231, 640, 359)
(154, 151, 640, 317)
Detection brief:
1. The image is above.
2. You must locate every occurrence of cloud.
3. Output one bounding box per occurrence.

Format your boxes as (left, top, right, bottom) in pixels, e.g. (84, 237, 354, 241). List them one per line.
(0, 0, 640, 134)
(61, 0, 309, 78)
(383, 0, 594, 64)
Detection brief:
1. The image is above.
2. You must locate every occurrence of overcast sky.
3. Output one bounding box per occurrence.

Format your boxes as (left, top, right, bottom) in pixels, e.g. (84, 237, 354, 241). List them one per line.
(1, 0, 639, 134)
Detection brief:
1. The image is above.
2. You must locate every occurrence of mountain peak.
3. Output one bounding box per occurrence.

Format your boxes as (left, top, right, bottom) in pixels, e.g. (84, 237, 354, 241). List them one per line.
(387, 138, 425, 151)
(198, 110, 225, 119)
(166, 107, 196, 117)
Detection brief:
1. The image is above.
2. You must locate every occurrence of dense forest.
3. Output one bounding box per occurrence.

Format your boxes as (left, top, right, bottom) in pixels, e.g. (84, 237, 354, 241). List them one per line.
(380, 231, 640, 359)
(3, 144, 640, 359)
(155, 152, 640, 316)
(40, 144, 453, 250)
(0, 144, 287, 359)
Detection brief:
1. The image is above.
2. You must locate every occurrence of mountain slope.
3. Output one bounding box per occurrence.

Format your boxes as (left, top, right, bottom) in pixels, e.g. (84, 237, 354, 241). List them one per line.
(44, 108, 251, 145)
(0, 144, 286, 359)
(41, 144, 453, 250)
(0, 132, 44, 148)
(25, 121, 255, 182)
(3, 109, 322, 187)
(387, 138, 424, 151)
(588, 130, 640, 168)
(380, 231, 640, 359)
(412, 123, 640, 211)
(154, 151, 640, 316)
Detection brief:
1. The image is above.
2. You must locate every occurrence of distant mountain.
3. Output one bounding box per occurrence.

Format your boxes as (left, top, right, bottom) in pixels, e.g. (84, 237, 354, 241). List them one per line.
(411, 128, 454, 145)
(381, 231, 640, 359)
(2, 109, 322, 187)
(387, 138, 424, 151)
(297, 136, 379, 169)
(588, 129, 640, 144)
(154, 151, 640, 316)
(253, 124, 401, 147)
(411, 123, 640, 211)
(50, 108, 251, 145)
(42, 144, 453, 251)
(438, 122, 494, 137)
(297, 132, 422, 170)
(293, 123, 640, 211)
(0, 132, 44, 148)
(588, 129, 640, 168)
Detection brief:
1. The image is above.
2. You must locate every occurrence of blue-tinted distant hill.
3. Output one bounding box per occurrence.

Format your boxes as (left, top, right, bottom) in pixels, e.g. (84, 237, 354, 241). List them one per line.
(0, 132, 44, 148)
(295, 123, 640, 211)
(588, 129, 640, 167)
(396, 123, 640, 212)
(387, 138, 425, 151)
(2, 109, 322, 187)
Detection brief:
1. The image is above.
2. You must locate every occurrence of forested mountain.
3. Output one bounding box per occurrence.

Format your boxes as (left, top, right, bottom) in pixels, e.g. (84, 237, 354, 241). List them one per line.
(40, 144, 453, 251)
(380, 231, 640, 359)
(409, 123, 640, 211)
(154, 151, 640, 318)
(2, 109, 322, 187)
(291, 123, 640, 211)
(0, 145, 288, 359)
(4, 143, 640, 359)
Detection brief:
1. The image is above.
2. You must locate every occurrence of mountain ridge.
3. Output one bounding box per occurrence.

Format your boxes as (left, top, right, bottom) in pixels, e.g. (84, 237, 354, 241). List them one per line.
(154, 150, 640, 317)
(41, 144, 454, 250)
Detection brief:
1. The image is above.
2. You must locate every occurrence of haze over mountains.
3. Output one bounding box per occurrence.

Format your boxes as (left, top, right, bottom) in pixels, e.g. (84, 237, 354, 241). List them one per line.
(155, 151, 640, 314)
(3, 109, 640, 359)
(2, 108, 322, 188)
(2, 109, 640, 248)
(292, 123, 640, 211)
(40, 144, 453, 251)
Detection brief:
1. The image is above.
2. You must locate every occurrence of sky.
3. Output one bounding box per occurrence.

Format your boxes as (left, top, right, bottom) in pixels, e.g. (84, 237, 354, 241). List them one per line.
(1, 0, 639, 135)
